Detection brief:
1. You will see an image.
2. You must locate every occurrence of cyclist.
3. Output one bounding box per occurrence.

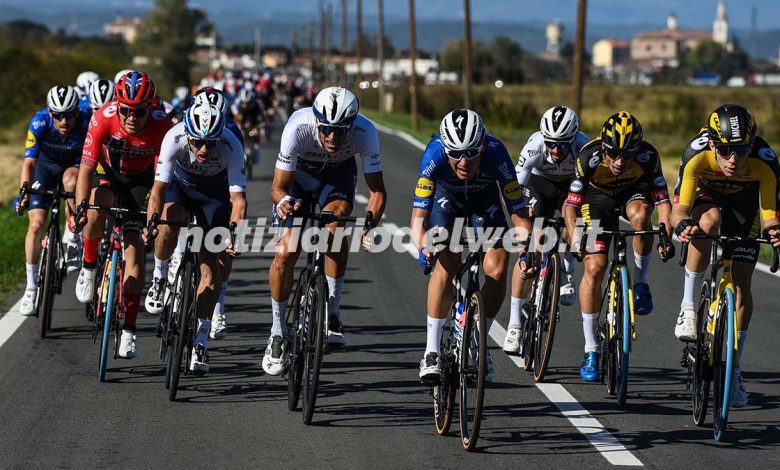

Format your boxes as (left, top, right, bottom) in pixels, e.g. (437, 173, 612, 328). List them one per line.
(15, 85, 90, 315)
(88, 79, 115, 112)
(76, 71, 99, 114)
(74, 71, 173, 359)
(147, 100, 247, 374)
(263, 86, 386, 376)
(414, 109, 527, 384)
(503, 106, 589, 354)
(672, 104, 780, 407)
(563, 111, 673, 382)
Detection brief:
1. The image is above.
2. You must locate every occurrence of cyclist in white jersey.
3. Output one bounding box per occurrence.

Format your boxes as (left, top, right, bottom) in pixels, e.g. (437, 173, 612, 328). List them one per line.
(263, 86, 386, 376)
(146, 100, 247, 375)
(503, 106, 589, 354)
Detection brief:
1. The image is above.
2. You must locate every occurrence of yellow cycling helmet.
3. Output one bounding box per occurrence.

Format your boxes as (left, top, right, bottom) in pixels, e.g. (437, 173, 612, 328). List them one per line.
(601, 111, 643, 152)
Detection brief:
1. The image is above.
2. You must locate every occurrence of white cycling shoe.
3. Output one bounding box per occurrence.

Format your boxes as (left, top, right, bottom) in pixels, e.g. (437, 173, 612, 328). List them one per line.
(118, 330, 139, 359)
(675, 308, 696, 341)
(503, 326, 521, 355)
(20, 288, 38, 316)
(75, 268, 95, 304)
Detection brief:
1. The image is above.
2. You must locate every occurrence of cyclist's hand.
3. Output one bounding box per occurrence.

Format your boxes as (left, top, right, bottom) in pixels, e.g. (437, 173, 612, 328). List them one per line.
(763, 224, 780, 248)
(657, 240, 675, 262)
(361, 228, 378, 251)
(276, 196, 301, 220)
(226, 239, 241, 257)
(517, 254, 536, 280)
(419, 246, 434, 273)
(13, 195, 27, 215)
(675, 218, 699, 243)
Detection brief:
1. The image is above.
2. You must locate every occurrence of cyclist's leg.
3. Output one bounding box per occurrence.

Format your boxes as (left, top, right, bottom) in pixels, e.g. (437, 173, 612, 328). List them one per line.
(62, 165, 79, 217)
(75, 171, 111, 304)
(624, 195, 655, 314)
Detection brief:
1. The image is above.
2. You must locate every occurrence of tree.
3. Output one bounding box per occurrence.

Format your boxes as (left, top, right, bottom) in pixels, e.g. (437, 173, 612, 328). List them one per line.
(487, 36, 524, 83)
(686, 40, 750, 82)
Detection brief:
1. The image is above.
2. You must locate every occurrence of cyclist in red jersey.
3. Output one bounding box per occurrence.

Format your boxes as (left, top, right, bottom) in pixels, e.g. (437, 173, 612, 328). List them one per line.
(73, 71, 173, 359)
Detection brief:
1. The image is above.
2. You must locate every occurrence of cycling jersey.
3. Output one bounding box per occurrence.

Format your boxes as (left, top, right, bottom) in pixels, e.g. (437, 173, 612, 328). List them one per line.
(566, 139, 669, 207)
(674, 130, 780, 221)
(155, 121, 246, 193)
(25, 107, 90, 165)
(78, 95, 91, 114)
(413, 134, 525, 214)
(276, 108, 382, 174)
(81, 101, 173, 175)
(516, 131, 590, 185)
(226, 118, 244, 148)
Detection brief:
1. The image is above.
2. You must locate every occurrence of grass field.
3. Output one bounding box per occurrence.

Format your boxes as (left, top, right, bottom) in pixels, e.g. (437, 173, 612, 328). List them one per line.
(0, 211, 28, 309)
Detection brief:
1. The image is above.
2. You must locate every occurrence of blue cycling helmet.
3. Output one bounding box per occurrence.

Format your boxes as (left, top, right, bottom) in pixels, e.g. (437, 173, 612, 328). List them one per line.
(184, 100, 225, 140)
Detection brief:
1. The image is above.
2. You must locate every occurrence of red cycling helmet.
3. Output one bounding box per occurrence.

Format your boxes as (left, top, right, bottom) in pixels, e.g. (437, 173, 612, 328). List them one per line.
(115, 71, 156, 107)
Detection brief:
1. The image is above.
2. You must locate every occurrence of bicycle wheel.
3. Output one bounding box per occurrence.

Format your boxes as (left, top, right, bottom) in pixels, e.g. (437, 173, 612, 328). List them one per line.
(615, 266, 631, 408)
(712, 287, 735, 441)
(38, 226, 58, 338)
(692, 283, 711, 426)
(459, 291, 486, 452)
(521, 300, 535, 371)
(533, 253, 560, 382)
(433, 304, 456, 436)
(604, 273, 618, 395)
(301, 274, 327, 424)
(168, 260, 195, 401)
(98, 250, 118, 383)
(286, 274, 307, 411)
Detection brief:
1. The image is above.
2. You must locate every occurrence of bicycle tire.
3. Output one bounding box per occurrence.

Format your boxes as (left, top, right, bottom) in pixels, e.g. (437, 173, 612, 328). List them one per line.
(615, 266, 631, 408)
(38, 227, 57, 338)
(433, 303, 456, 436)
(604, 273, 618, 396)
(287, 275, 306, 411)
(164, 268, 185, 390)
(713, 287, 735, 441)
(692, 282, 711, 426)
(169, 260, 195, 401)
(534, 253, 560, 382)
(98, 250, 118, 383)
(521, 302, 535, 371)
(301, 274, 326, 424)
(112, 261, 124, 360)
(459, 291, 486, 452)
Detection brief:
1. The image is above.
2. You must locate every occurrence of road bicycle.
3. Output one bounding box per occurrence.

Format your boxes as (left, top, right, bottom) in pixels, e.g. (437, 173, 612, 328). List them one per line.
(680, 232, 779, 441)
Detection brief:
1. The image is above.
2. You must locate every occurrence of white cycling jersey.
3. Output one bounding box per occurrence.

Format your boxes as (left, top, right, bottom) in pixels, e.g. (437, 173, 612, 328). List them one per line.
(155, 121, 246, 193)
(275, 108, 382, 173)
(515, 131, 590, 185)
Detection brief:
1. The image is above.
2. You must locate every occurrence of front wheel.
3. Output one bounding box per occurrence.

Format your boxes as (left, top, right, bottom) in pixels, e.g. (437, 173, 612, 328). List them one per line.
(712, 288, 735, 441)
(615, 267, 631, 408)
(38, 227, 58, 338)
(98, 250, 119, 383)
(459, 291, 486, 451)
(433, 303, 456, 436)
(286, 275, 306, 411)
(692, 282, 711, 426)
(533, 253, 560, 382)
(168, 260, 195, 401)
(301, 274, 327, 424)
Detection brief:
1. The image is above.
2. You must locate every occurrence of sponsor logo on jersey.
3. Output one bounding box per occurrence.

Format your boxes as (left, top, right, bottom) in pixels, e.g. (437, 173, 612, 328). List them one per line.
(502, 180, 523, 200)
(758, 147, 777, 162)
(589, 156, 600, 168)
(102, 105, 117, 119)
(84, 133, 93, 148)
(25, 131, 37, 149)
(497, 162, 513, 181)
(415, 177, 435, 198)
(651, 188, 669, 202)
(32, 119, 46, 130)
(413, 199, 430, 209)
(569, 180, 584, 192)
(654, 176, 667, 187)
(566, 192, 583, 206)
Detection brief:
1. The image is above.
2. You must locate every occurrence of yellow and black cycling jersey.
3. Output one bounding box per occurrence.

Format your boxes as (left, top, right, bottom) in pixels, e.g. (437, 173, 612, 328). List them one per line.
(673, 129, 780, 221)
(566, 138, 669, 207)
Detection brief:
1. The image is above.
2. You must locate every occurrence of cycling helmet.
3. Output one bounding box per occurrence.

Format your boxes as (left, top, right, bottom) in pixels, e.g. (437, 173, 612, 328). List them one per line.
(194, 86, 227, 114)
(174, 86, 189, 102)
(114, 69, 133, 85)
(88, 79, 115, 111)
(76, 71, 99, 94)
(46, 85, 79, 113)
(601, 111, 643, 151)
(312, 86, 359, 127)
(237, 88, 254, 104)
(540, 106, 579, 142)
(184, 100, 225, 140)
(439, 108, 486, 151)
(115, 71, 156, 107)
(707, 104, 756, 146)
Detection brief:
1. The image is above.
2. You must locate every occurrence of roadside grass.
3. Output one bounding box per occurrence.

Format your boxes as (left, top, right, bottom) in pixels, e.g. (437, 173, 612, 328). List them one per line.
(0, 125, 29, 309)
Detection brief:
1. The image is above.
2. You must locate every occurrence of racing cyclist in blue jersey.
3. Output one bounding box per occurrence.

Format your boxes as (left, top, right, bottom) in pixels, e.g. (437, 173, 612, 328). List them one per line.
(76, 71, 99, 114)
(15, 85, 90, 315)
(413, 109, 529, 384)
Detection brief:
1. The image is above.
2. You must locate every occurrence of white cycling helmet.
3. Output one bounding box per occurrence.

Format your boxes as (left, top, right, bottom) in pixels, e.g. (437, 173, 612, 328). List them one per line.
(46, 85, 80, 113)
(88, 79, 115, 111)
(114, 69, 134, 85)
(184, 100, 225, 140)
(439, 108, 485, 151)
(313, 86, 359, 127)
(540, 106, 579, 142)
(76, 71, 99, 94)
(194, 87, 227, 114)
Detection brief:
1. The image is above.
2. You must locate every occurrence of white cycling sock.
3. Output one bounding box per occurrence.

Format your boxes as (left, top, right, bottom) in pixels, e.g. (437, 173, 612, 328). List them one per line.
(633, 251, 650, 284)
(194, 318, 211, 349)
(26, 263, 38, 290)
(563, 251, 575, 274)
(175, 234, 186, 255)
(214, 281, 228, 315)
(153, 256, 169, 280)
(681, 268, 705, 311)
(326, 275, 344, 319)
(64, 226, 78, 243)
(582, 312, 599, 353)
(509, 296, 526, 328)
(425, 315, 446, 355)
(271, 298, 288, 338)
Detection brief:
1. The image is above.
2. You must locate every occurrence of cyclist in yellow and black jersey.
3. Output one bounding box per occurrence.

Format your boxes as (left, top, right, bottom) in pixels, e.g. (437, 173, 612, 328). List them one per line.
(564, 111, 673, 382)
(672, 104, 780, 408)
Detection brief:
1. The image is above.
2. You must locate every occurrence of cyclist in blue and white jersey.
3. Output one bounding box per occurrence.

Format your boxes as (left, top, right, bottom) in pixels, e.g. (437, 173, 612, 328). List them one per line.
(15, 85, 90, 315)
(263, 86, 386, 376)
(412, 109, 528, 384)
(502, 106, 589, 354)
(146, 100, 247, 375)
(76, 71, 99, 114)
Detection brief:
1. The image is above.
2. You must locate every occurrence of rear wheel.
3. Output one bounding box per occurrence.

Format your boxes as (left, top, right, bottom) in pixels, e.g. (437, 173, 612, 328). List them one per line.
(615, 267, 631, 408)
(459, 291, 486, 452)
(433, 303, 456, 436)
(302, 274, 326, 424)
(287, 275, 307, 411)
(98, 251, 118, 383)
(712, 288, 735, 441)
(39, 226, 58, 338)
(533, 253, 560, 382)
(692, 283, 711, 426)
(604, 274, 618, 396)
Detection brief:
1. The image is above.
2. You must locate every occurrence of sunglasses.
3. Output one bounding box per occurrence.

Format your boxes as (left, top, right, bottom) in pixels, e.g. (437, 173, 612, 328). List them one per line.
(715, 144, 750, 159)
(118, 105, 150, 118)
(189, 138, 218, 149)
(603, 146, 636, 161)
(446, 147, 482, 161)
(51, 111, 76, 121)
(317, 124, 351, 136)
(544, 140, 572, 149)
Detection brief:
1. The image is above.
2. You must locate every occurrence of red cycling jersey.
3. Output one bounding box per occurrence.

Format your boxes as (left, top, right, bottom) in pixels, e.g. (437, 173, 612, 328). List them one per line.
(81, 101, 173, 175)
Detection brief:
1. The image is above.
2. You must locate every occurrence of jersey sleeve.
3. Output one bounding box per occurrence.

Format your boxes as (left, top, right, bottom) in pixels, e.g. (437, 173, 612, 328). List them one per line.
(639, 143, 670, 205)
(753, 141, 780, 221)
(515, 133, 544, 187)
(358, 119, 383, 173)
(151, 113, 174, 168)
(675, 152, 709, 207)
(80, 113, 104, 169)
(225, 131, 247, 193)
(566, 141, 599, 207)
(154, 127, 178, 184)
(24, 112, 46, 159)
(492, 141, 524, 214)
(276, 118, 300, 172)
(412, 139, 441, 211)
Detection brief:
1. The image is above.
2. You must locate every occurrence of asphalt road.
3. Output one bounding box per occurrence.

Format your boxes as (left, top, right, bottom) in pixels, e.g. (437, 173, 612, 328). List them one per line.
(1, 121, 779, 468)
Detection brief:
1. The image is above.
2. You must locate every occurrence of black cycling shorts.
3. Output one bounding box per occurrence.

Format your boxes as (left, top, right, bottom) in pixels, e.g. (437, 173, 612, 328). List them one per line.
(91, 163, 152, 230)
(582, 189, 652, 254)
(692, 186, 761, 265)
(523, 173, 570, 219)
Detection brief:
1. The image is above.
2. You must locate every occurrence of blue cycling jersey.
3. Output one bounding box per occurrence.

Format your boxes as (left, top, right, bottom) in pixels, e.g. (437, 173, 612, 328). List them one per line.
(25, 107, 90, 165)
(78, 95, 92, 114)
(413, 134, 524, 213)
(226, 117, 245, 148)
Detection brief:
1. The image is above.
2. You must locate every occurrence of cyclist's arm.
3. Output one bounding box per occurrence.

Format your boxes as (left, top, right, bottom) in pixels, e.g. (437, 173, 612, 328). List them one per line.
(563, 149, 592, 248)
(410, 207, 429, 252)
(20, 114, 44, 190)
(269, 167, 295, 205)
(76, 114, 102, 206)
(364, 171, 386, 222)
(671, 152, 706, 229)
(229, 191, 247, 223)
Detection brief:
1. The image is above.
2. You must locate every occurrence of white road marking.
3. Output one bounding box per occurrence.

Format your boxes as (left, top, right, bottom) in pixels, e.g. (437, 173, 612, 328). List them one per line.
(0, 297, 27, 350)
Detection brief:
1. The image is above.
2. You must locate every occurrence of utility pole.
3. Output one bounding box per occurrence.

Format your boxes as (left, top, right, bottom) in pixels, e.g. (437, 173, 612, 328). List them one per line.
(356, 0, 363, 83)
(254, 27, 262, 70)
(463, 0, 473, 109)
(572, 0, 587, 114)
(377, 0, 385, 113)
(409, 0, 419, 131)
(341, 0, 348, 84)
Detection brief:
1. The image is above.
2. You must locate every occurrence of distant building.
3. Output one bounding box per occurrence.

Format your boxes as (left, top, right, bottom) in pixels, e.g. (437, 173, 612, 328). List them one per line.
(546, 19, 563, 57)
(713, 0, 733, 51)
(630, 12, 710, 69)
(592, 39, 630, 68)
(104, 17, 142, 44)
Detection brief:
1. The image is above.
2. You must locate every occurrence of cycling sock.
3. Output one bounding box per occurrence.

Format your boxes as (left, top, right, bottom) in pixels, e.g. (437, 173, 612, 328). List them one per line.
(83, 235, 99, 269)
(563, 251, 575, 274)
(737, 330, 747, 368)
(63, 225, 78, 243)
(214, 282, 228, 315)
(175, 234, 186, 254)
(425, 315, 446, 355)
(681, 268, 705, 310)
(123, 291, 141, 331)
(582, 312, 599, 353)
(26, 263, 38, 290)
(153, 256, 169, 280)
(633, 251, 650, 284)
(194, 318, 211, 349)
(326, 275, 344, 319)
(271, 298, 288, 337)
(509, 296, 526, 328)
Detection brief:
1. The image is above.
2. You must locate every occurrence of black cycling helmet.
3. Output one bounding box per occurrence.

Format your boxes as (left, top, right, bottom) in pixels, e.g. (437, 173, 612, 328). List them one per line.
(707, 104, 757, 147)
(601, 111, 643, 152)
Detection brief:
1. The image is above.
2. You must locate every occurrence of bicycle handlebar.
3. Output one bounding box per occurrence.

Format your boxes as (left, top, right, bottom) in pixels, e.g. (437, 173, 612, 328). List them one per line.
(16, 182, 75, 214)
(678, 233, 780, 273)
(74, 200, 146, 230)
